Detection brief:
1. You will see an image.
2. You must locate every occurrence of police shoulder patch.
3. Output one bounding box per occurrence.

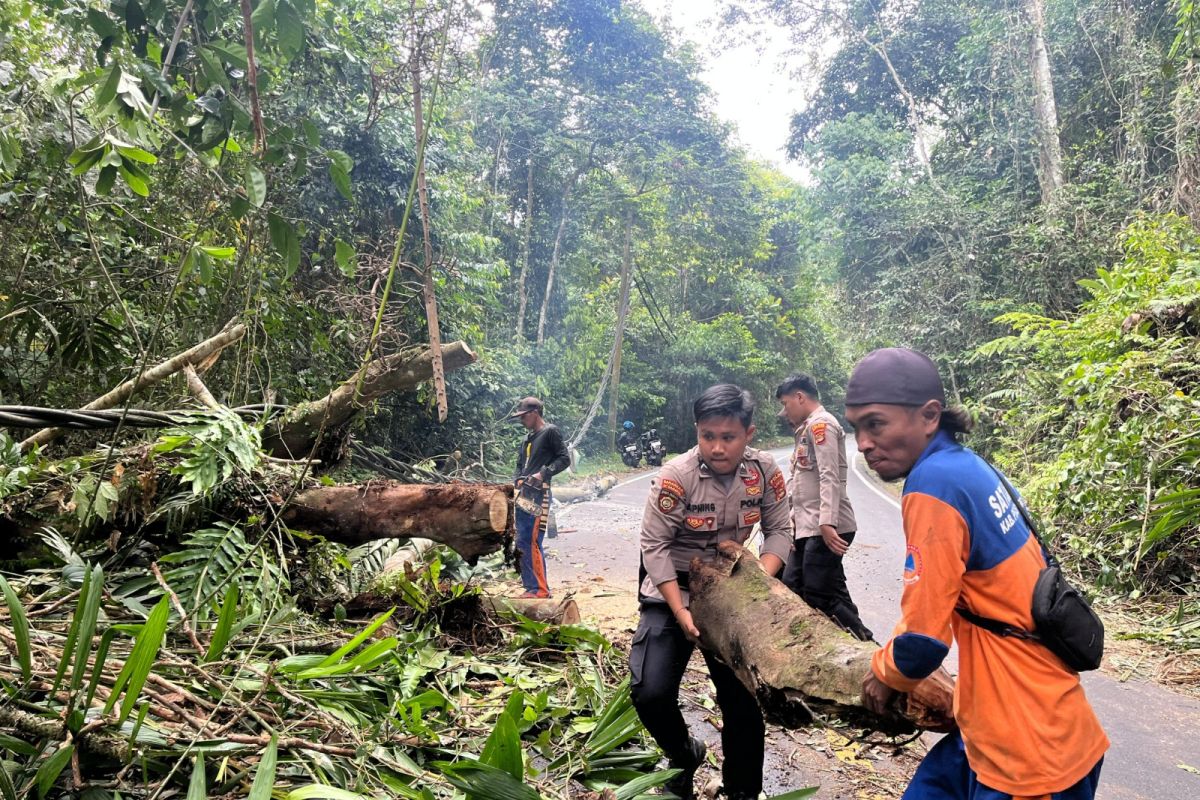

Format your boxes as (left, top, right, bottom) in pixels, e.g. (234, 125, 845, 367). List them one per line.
(660, 477, 686, 499)
(656, 475, 685, 514)
(811, 421, 828, 445)
(769, 469, 787, 501)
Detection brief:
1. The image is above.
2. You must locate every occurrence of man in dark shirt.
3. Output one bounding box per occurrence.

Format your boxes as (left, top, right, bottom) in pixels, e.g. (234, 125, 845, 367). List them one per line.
(510, 396, 571, 598)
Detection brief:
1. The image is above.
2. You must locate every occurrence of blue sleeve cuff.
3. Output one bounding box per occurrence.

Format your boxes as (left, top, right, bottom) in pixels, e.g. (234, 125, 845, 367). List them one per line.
(892, 632, 949, 680)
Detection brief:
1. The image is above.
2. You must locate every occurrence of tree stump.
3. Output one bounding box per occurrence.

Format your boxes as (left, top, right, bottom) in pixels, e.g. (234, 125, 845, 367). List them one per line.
(689, 540, 956, 734)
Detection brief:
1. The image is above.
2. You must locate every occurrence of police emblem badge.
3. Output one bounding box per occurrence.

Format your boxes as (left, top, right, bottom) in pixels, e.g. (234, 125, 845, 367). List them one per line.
(811, 421, 828, 445)
(657, 477, 685, 513)
(769, 469, 787, 501)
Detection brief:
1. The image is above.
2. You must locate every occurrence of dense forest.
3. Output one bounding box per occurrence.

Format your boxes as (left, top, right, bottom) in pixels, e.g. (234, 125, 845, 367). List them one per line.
(0, 0, 1197, 796)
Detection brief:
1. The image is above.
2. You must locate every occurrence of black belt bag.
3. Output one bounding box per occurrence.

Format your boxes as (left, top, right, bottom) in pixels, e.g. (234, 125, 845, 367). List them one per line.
(955, 466, 1104, 673)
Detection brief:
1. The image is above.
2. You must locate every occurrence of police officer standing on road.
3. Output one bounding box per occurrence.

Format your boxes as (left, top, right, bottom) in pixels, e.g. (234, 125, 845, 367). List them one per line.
(776, 374, 873, 641)
(630, 384, 793, 800)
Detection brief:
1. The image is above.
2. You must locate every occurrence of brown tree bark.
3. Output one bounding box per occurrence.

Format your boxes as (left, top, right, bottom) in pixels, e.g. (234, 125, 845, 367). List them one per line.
(281, 481, 512, 562)
(1025, 0, 1066, 205)
(263, 341, 476, 459)
(409, 35, 448, 423)
(515, 154, 534, 341)
(689, 541, 956, 735)
(605, 208, 634, 454)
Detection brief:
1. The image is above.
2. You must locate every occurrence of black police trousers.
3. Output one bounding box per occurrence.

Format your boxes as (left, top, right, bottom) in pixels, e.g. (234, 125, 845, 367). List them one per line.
(782, 532, 874, 642)
(628, 602, 764, 796)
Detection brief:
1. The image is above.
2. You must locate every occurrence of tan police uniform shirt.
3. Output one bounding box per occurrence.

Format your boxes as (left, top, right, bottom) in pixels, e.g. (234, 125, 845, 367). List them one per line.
(640, 445, 793, 604)
(789, 405, 857, 538)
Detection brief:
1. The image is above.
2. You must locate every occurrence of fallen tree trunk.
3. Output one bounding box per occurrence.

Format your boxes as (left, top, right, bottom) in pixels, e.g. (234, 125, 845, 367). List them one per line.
(281, 481, 512, 562)
(689, 541, 955, 735)
(264, 341, 476, 458)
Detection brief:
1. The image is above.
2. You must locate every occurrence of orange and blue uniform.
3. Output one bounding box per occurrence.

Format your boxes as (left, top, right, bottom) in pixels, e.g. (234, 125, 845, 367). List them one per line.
(872, 431, 1108, 799)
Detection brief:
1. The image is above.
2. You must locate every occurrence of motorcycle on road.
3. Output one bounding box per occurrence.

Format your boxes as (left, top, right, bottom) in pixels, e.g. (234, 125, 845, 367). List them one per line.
(640, 428, 665, 466)
(620, 439, 642, 467)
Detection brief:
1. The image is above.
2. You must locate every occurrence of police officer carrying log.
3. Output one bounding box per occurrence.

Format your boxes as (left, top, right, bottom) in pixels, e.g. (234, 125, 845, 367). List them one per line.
(775, 374, 873, 641)
(630, 384, 793, 800)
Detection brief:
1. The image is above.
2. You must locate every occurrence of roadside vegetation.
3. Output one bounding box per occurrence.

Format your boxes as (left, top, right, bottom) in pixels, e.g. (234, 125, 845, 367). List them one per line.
(1, 0, 1198, 794)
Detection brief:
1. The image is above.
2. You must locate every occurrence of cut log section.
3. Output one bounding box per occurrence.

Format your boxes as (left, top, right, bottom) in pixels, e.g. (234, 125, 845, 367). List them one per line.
(282, 481, 512, 562)
(483, 596, 581, 625)
(689, 541, 956, 735)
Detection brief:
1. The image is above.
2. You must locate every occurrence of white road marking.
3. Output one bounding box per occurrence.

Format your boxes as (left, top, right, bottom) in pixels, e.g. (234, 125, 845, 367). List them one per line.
(614, 470, 657, 490)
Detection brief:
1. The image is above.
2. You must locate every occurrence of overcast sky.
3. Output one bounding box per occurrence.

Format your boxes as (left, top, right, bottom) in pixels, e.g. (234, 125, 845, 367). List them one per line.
(638, 0, 808, 180)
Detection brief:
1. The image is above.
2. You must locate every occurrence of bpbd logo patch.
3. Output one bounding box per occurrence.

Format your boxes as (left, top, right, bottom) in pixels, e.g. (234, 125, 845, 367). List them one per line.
(903, 545, 923, 584)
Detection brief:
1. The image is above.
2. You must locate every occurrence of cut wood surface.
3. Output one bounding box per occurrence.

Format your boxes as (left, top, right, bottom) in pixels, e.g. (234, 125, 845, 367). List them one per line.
(484, 596, 581, 625)
(281, 481, 511, 562)
(264, 341, 476, 458)
(689, 540, 956, 735)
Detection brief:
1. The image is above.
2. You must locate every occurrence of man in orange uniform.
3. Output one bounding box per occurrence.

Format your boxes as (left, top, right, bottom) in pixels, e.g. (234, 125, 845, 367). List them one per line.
(845, 348, 1108, 800)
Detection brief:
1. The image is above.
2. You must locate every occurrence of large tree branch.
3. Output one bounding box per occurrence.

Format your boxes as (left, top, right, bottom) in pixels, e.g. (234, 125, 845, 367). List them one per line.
(262, 341, 476, 458)
(19, 323, 247, 453)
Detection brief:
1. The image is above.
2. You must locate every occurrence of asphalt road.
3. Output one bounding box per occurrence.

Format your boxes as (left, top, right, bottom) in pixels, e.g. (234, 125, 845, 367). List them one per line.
(551, 443, 1200, 799)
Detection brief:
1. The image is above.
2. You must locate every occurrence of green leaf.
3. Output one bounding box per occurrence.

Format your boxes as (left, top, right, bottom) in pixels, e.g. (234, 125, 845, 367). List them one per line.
(207, 42, 248, 69)
(69, 564, 105, 695)
(480, 712, 524, 780)
(433, 761, 541, 800)
(71, 147, 105, 176)
(205, 584, 239, 662)
(329, 149, 353, 201)
(52, 562, 92, 692)
(329, 149, 354, 174)
(116, 144, 157, 164)
(0, 574, 31, 682)
(251, 0, 276, 32)
(86, 8, 120, 39)
(275, 0, 304, 56)
(195, 249, 214, 284)
(118, 161, 150, 196)
(199, 245, 237, 259)
(95, 165, 118, 195)
(268, 212, 291, 255)
(285, 786, 371, 800)
(334, 239, 356, 277)
(285, 225, 301, 276)
(247, 736, 279, 800)
(245, 164, 267, 208)
(317, 607, 394, 667)
(302, 119, 320, 147)
(613, 769, 679, 800)
(0, 760, 16, 800)
(35, 743, 74, 799)
(95, 63, 122, 109)
(187, 754, 207, 800)
(764, 790, 819, 800)
(105, 595, 170, 724)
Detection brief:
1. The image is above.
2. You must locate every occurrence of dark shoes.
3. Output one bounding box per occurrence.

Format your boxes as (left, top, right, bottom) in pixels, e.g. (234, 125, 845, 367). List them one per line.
(664, 736, 707, 799)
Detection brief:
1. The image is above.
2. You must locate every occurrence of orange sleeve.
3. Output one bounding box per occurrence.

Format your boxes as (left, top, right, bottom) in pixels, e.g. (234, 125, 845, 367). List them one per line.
(871, 492, 967, 691)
